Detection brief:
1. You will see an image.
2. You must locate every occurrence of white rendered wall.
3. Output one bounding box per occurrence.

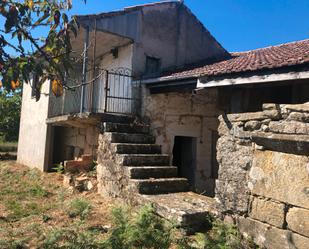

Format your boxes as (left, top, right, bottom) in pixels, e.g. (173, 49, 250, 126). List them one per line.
(17, 81, 51, 171)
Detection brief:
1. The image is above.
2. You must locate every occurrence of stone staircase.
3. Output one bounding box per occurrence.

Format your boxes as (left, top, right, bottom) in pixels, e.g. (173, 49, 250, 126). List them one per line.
(96, 115, 214, 232)
(99, 118, 189, 196)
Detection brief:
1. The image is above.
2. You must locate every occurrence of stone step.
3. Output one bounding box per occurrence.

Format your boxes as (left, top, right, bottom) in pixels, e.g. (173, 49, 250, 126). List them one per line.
(103, 122, 150, 134)
(117, 154, 170, 166)
(100, 113, 137, 124)
(113, 143, 161, 154)
(139, 192, 216, 234)
(127, 166, 178, 179)
(131, 178, 189, 195)
(106, 132, 156, 144)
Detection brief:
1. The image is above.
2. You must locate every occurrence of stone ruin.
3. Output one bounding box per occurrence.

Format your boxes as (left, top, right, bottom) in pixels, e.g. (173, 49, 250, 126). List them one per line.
(59, 102, 309, 247)
(216, 102, 309, 249)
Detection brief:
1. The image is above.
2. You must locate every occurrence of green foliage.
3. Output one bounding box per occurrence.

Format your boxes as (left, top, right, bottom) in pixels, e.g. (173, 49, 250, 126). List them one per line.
(0, 162, 257, 249)
(105, 204, 172, 249)
(43, 223, 102, 249)
(52, 162, 64, 174)
(67, 197, 91, 220)
(42, 214, 51, 223)
(0, 141, 18, 152)
(0, 164, 52, 221)
(0, 0, 85, 96)
(191, 220, 257, 249)
(0, 90, 21, 141)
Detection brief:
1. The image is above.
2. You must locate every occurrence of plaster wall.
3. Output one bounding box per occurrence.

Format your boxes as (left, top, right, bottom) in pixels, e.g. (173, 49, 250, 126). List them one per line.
(17, 81, 51, 171)
(143, 88, 221, 195)
(98, 44, 134, 113)
(133, 3, 228, 76)
(99, 44, 133, 71)
(81, 2, 228, 77)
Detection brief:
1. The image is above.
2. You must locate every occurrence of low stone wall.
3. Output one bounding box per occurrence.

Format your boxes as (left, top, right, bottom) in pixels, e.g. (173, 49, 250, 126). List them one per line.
(216, 102, 309, 249)
(96, 133, 135, 200)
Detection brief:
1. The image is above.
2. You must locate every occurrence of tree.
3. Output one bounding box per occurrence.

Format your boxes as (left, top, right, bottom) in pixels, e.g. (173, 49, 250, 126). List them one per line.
(0, 89, 21, 141)
(0, 0, 84, 98)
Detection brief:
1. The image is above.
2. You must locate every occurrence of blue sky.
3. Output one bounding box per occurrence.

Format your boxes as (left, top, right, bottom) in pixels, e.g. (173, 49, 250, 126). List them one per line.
(67, 0, 309, 52)
(1, 0, 309, 53)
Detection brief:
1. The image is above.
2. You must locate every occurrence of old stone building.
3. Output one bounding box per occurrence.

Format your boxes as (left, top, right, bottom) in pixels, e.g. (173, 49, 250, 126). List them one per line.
(17, 1, 309, 248)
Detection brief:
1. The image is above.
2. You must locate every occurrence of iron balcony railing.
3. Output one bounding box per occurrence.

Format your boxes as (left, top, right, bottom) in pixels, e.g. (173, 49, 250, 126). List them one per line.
(48, 68, 141, 118)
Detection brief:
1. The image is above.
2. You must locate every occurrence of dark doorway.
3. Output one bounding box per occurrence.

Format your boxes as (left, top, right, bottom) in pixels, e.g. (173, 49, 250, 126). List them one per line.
(52, 127, 65, 165)
(52, 127, 75, 166)
(172, 136, 197, 188)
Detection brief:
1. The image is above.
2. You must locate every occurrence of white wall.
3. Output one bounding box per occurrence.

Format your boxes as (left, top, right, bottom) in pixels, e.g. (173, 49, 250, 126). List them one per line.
(17, 81, 51, 171)
(95, 44, 134, 113)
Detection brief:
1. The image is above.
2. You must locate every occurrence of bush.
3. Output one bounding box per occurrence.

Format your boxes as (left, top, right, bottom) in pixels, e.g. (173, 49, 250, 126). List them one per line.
(105, 204, 172, 249)
(191, 220, 257, 249)
(43, 225, 102, 249)
(0, 90, 21, 142)
(67, 198, 91, 220)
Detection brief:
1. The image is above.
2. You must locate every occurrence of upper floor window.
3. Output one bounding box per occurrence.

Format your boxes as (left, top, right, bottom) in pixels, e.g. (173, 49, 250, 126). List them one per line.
(145, 56, 160, 76)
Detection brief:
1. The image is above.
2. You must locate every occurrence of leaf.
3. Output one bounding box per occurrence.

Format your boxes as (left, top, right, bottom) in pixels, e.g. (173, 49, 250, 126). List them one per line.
(33, 11, 49, 27)
(51, 78, 63, 97)
(62, 13, 68, 24)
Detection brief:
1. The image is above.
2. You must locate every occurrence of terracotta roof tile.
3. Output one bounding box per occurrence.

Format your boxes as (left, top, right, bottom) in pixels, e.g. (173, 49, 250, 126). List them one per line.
(161, 39, 309, 80)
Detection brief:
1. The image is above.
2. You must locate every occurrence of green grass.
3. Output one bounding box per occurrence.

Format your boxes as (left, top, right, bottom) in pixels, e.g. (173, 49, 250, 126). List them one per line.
(0, 161, 257, 249)
(0, 165, 52, 221)
(66, 198, 92, 220)
(0, 141, 18, 152)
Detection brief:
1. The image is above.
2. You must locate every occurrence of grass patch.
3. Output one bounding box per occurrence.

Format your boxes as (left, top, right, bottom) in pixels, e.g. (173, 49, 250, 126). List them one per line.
(66, 198, 92, 220)
(0, 165, 53, 221)
(0, 141, 18, 152)
(0, 161, 257, 249)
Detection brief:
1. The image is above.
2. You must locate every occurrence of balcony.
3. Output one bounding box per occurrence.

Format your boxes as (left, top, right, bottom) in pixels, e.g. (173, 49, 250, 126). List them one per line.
(47, 67, 141, 127)
(45, 23, 142, 127)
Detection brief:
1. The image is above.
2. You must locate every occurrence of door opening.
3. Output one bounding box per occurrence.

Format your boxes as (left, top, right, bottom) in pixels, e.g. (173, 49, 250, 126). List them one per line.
(172, 136, 197, 188)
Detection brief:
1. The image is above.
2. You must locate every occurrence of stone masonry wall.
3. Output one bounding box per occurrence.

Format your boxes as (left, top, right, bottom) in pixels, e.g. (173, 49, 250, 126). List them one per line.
(61, 126, 99, 159)
(96, 133, 137, 201)
(143, 88, 221, 195)
(217, 102, 309, 249)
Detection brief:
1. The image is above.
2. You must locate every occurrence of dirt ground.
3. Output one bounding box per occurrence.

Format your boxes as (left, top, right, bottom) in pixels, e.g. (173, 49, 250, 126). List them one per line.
(0, 160, 120, 248)
(0, 161, 257, 249)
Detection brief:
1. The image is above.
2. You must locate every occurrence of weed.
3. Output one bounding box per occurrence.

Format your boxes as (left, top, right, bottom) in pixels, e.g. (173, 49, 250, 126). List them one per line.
(42, 214, 51, 223)
(52, 163, 64, 174)
(191, 220, 257, 249)
(43, 222, 104, 249)
(5, 200, 48, 221)
(67, 198, 91, 220)
(105, 204, 172, 249)
(29, 184, 49, 197)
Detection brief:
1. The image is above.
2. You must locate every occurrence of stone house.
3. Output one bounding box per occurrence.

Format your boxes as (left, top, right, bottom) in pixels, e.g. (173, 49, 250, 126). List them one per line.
(17, 1, 309, 248)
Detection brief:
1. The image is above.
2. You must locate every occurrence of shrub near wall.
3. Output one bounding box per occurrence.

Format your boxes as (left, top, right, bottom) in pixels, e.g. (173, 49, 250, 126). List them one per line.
(216, 102, 309, 249)
(0, 90, 21, 142)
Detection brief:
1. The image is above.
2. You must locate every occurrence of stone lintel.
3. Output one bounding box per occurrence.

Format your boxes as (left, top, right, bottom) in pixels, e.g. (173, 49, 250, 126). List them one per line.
(251, 131, 309, 155)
